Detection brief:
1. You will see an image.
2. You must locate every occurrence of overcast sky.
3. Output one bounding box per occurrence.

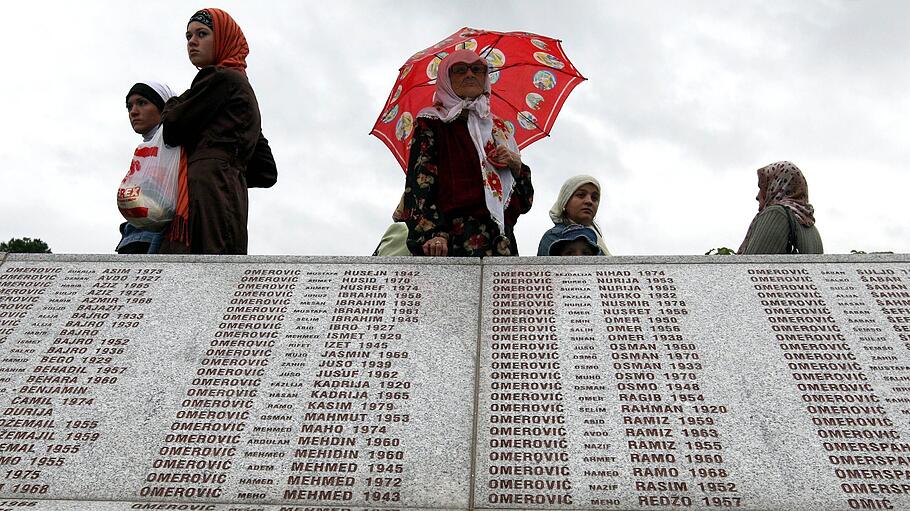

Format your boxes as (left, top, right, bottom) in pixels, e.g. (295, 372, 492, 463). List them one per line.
(0, 1, 907, 256)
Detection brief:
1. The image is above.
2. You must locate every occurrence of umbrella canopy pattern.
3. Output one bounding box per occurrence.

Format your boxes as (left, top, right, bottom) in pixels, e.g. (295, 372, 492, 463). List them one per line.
(371, 27, 586, 171)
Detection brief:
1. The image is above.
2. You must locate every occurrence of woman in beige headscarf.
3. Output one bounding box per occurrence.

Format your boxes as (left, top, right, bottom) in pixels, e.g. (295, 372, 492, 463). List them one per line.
(737, 161, 823, 254)
(538, 175, 610, 255)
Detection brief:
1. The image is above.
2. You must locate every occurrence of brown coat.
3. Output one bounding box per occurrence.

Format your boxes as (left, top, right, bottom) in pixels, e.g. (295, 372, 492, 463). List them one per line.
(158, 66, 276, 254)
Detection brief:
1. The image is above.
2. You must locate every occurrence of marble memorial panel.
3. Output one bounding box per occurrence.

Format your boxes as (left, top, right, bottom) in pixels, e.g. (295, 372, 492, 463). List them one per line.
(476, 255, 910, 510)
(0, 255, 478, 509)
(0, 499, 451, 511)
(3, 253, 910, 510)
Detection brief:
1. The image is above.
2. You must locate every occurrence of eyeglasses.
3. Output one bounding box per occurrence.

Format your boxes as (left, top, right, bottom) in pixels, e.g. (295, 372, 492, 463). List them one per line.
(450, 63, 489, 76)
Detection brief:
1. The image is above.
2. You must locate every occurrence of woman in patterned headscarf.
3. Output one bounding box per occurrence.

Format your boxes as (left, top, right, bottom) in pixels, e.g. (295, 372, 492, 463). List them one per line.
(158, 8, 277, 255)
(397, 50, 534, 257)
(737, 161, 823, 254)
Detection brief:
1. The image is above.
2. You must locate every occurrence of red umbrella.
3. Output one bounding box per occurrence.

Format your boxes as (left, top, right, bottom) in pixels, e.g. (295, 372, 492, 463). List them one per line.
(371, 27, 586, 171)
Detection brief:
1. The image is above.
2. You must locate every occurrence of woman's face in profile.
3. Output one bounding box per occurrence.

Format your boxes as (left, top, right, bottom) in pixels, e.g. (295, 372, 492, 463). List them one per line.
(126, 94, 161, 135)
(449, 60, 487, 100)
(756, 174, 768, 209)
(186, 21, 215, 67)
(564, 183, 600, 225)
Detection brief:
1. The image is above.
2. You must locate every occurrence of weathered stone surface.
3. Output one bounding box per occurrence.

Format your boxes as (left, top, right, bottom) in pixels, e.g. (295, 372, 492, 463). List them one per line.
(0, 501, 450, 511)
(1, 253, 910, 510)
(0, 255, 477, 509)
(475, 255, 910, 510)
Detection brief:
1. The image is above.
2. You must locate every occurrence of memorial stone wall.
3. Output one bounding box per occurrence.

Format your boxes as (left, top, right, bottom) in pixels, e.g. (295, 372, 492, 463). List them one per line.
(0, 252, 908, 511)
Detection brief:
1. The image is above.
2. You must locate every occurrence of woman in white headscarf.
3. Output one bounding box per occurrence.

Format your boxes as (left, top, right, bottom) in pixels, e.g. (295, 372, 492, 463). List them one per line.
(116, 81, 176, 254)
(396, 50, 534, 257)
(537, 175, 610, 256)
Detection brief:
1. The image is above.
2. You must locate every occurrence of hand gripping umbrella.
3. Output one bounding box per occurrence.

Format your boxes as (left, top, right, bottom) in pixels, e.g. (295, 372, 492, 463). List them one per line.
(371, 27, 586, 171)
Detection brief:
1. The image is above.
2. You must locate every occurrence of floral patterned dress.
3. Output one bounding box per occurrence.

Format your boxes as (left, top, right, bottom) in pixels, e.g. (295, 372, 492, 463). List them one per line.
(399, 117, 533, 257)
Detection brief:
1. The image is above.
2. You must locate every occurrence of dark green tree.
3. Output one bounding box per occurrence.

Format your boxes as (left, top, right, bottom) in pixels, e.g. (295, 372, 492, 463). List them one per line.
(0, 237, 52, 253)
(705, 247, 735, 255)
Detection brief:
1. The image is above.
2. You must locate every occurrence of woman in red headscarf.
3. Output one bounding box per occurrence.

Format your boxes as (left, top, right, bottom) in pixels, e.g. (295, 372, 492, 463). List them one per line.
(158, 8, 277, 254)
(397, 50, 534, 257)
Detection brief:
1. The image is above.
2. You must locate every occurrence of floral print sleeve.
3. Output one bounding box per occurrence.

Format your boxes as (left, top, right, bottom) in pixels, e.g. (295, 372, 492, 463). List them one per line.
(400, 119, 449, 255)
(506, 163, 534, 222)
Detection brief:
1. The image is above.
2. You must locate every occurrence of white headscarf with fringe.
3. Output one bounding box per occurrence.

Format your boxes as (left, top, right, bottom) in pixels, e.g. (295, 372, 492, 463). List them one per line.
(548, 174, 610, 255)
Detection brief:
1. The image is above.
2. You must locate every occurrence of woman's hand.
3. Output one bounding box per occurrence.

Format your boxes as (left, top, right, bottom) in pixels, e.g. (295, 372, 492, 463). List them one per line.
(489, 145, 522, 174)
(422, 236, 448, 256)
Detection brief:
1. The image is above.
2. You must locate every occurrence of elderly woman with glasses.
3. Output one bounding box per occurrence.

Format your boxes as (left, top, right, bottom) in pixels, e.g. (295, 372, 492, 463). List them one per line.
(396, 50, 534, 257)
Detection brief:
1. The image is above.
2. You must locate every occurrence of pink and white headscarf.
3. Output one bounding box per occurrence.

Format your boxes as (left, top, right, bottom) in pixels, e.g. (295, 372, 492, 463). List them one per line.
(756, 161, 815, 226)
(417, 50, 519, 232)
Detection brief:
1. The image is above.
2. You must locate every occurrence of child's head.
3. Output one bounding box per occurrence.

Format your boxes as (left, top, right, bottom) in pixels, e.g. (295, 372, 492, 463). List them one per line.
(556, 239, 598, 256)
(548, 225, 602, 256)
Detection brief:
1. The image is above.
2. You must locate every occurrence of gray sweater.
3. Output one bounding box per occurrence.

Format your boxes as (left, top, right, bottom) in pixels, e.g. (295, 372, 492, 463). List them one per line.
(740, 205, 823, 254)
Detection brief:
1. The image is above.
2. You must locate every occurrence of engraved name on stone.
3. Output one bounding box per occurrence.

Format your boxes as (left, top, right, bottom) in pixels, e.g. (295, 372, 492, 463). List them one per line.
(485, 269, 572, 507)
(751, 266, 909, 511)
(3, 255, 910, 511)
(0, 264, 164, 499)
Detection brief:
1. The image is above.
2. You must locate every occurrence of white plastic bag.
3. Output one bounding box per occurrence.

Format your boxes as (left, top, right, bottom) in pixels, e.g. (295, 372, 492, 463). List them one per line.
(117, 127, 182, 231)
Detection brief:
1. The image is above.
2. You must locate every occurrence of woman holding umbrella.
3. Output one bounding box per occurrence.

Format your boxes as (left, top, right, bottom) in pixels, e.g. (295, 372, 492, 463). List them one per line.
(158, 8, 276, 254)
(398, 50, 534, 257)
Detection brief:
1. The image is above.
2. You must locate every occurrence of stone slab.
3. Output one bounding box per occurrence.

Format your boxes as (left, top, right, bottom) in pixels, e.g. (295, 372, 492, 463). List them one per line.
(0, 500, 452, 511)
(0, 255, 478, 509)
(2, 254, 910, 510)
(476, 255, 910, 510)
